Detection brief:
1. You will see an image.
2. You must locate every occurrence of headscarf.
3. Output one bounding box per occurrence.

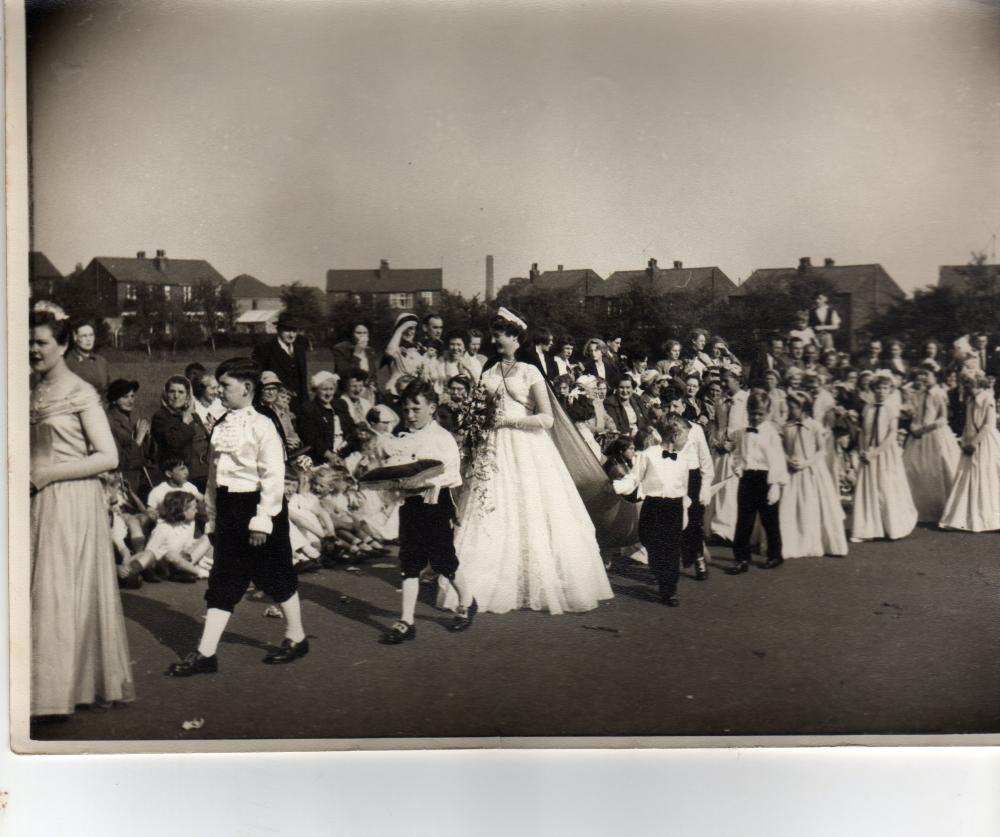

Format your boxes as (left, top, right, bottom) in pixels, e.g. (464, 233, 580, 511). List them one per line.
(160, 374, 193, 417)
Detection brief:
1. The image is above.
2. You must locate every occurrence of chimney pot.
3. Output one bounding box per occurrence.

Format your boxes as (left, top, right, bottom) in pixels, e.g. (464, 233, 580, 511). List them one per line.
(798, 256, 812, 270)
(824, 258, 835, 267)
(379, 259, 390, 270)
(557, 264, 563, 272)
(672, 260, 683, 269)
(156, 249, 165, 258)
(137, 251, 146, 259)
(648, 258, 658, 269)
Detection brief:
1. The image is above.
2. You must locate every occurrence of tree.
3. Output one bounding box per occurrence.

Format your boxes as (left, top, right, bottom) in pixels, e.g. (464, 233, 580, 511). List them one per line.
(863, 252, 999, 349)
(280, 282, 327, 347)
(190, 280, 237, 351)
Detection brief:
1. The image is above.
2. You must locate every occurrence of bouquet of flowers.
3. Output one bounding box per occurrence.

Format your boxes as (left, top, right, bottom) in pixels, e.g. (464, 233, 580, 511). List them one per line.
(453, 382, 502, 515)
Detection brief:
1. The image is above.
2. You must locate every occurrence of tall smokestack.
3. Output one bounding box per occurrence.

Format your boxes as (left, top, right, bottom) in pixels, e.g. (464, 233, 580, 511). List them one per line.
(485, 254, 495, 302)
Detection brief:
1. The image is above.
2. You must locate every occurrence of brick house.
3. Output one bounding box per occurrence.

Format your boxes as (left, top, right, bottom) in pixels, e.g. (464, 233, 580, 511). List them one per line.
(590, 259, 737, 316)
(734, 258, 906, 352)
(326, 259, 442, 311)
(29, 251, 65, 298)
(505, 263, 607, 313)
(79, 250, 227, 316)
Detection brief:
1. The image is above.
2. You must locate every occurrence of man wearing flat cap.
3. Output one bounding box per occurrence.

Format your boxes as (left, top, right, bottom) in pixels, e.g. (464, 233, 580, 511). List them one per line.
(251, 313, 310, 414)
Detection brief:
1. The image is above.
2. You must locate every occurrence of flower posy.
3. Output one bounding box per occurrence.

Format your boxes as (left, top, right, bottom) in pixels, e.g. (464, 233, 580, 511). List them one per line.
(454, 383, 501, 515)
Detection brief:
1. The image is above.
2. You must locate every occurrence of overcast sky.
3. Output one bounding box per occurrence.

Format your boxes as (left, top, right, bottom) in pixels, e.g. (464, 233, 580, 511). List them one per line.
(27, 0, 1000, 298)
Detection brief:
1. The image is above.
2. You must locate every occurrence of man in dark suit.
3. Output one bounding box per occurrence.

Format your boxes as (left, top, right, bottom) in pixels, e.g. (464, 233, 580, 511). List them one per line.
(251, 313, 310, 413)
(854, 338, 884, 373)
(749, 336, 790, 384)
(518, 327, 559, 383)
(603, 377, 650, 439)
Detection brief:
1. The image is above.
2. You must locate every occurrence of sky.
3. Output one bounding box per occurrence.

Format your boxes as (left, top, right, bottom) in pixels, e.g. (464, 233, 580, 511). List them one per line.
(25, 0, 1000, 298)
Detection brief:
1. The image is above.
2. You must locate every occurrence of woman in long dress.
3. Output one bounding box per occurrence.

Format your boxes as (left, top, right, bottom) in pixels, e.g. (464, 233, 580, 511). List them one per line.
(850, 375, 918, 542)
(439, 310, 613, 615)
(778, 393, 847, 558)
(29, 311, 135, 718)
(903, 366, 960, 523)
(939, 372, 1000, 532)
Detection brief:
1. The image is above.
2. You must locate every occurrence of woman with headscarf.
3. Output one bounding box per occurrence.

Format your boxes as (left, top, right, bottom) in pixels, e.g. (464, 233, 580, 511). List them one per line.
(380, 313, 425, 397)
(150, 375, 198, 482)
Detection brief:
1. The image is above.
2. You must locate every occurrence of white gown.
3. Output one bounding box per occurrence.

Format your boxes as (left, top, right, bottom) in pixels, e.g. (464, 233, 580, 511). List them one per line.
(939, 389, 1000, 532)
(438, 362, 613, 614)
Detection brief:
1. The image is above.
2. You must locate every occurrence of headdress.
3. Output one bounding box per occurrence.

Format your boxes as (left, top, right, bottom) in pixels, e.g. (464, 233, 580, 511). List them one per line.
(496, 306, 528, 332)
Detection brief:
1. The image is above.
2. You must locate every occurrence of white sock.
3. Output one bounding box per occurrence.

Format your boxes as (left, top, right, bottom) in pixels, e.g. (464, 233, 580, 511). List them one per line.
(450, 571, 474, 609)
(280, 593, 306, 643)
(197, 608, 231, 657)
(401, 578, 419, 625)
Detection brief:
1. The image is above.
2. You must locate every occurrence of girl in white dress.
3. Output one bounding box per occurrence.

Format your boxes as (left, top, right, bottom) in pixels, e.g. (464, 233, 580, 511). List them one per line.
(778, 393, 847, 558)
(939, 372, 1000, 532)
(903, 366, 960, 523)
(438, 309, 613, 615)
(850, 375, 918, 542)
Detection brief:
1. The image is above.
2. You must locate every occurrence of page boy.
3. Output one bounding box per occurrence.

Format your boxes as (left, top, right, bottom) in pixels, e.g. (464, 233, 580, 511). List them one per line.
(380, 378, 477, 644)
(614, 415, 691, 607)
(166, 357, 308, 676)
(727, 391, 788, 575)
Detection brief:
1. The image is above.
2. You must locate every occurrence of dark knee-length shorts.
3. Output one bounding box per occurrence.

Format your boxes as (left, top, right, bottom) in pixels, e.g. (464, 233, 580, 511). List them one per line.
(205, 487, 297, 612)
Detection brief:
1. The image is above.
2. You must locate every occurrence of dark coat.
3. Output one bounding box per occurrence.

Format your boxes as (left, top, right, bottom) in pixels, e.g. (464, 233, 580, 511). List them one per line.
(603, 394, 650, 437)
(517, 345, 559, 383)
(106, 406, 147, 494)
(583, 357, 623, 389)
(252, 336, 309, 404)
(299, 399, 343, 465)
(331, 340, 378, 388)
(150, 407, 195, 471)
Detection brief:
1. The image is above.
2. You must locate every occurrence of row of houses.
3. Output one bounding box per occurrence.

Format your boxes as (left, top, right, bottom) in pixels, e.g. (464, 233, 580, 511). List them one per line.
(28, 249, 1000, 347)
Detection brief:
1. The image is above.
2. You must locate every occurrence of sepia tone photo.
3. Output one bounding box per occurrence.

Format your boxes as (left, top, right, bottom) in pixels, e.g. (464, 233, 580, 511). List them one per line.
(8, 0, 1000, 753)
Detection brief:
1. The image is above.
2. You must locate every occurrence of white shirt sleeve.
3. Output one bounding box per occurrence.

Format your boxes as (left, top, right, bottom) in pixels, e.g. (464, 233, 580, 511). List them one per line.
(250, 418, 286, 534)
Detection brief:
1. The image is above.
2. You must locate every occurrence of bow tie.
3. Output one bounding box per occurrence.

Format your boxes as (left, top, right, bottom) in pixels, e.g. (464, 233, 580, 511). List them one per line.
(662, 450, 678, 460)
(745, 427, 759, 434)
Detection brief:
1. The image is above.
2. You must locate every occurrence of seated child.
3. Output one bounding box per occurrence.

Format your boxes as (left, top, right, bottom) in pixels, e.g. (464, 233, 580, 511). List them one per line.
(341, 425, 399, 543)
(147, 457, 204, 523)
(132, 490, 212, 581)
(284, 467, 331, 571)
(313, 464, 385, 558)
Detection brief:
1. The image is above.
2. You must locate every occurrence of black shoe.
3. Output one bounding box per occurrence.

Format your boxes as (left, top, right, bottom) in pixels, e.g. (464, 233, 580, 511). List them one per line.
(379, 621, 416, 645)
(695, 561, 709, 581)
(660, 593, 680, 607)
(294, 559, 321, 575)
(166, 651, 218, 677)
(263, 637, 310, 664)
(448, 599, 478, 633)
(763, 558, 784, 569)
(168, 569, 199, 584)
(726, 562, 750, 576)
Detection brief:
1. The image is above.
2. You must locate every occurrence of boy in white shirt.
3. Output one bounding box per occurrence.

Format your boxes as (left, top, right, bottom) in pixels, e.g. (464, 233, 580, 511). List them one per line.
(664, 394, 713, 580)
(614, 415, 691, 607)
(166, 357, 309, 676)
(379, 379, 477, 644)
(727, 392, 788, 575)
(146, 457, 203, 518)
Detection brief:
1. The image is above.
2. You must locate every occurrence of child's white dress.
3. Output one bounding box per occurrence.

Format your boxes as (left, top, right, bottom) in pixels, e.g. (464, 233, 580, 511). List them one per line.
(851, 401, 918, 540)
(146, 520, 199, 559)
(778, 418, 847, 558)
(903, 386, 960, 523)
(939, 390, 1000, 532)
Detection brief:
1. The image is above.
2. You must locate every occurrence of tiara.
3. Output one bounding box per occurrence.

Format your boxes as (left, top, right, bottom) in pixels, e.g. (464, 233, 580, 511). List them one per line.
(496, 306, 527, 331)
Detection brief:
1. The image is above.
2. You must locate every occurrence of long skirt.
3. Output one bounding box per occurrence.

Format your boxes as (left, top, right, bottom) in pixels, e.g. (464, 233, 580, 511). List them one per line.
(707, 452, 739, 541)
(31, 478, 135, 716)
(939, 429, 1000, 532)
(903, 427, 960, 523)
(779, 462, 848, 557)
(851, 444, 918, 541)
